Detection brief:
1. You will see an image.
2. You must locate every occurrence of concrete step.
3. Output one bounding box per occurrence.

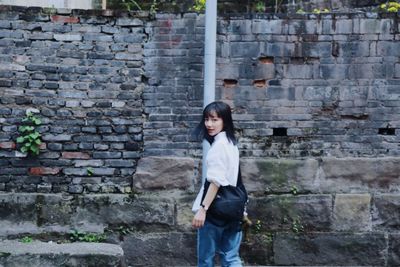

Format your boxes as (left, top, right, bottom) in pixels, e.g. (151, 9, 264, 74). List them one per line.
(0, 240, 126, 267)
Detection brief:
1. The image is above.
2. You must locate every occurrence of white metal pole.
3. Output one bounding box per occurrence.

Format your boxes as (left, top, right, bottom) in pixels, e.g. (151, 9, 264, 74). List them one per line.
(202, 0, 217, 183)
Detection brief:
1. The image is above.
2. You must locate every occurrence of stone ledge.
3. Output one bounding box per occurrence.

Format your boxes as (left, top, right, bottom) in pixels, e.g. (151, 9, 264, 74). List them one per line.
(0, 240, 125, 267)
(0, 193, 175, 237)
(241, 157, 400, 194)
(274, 232, 386, 266)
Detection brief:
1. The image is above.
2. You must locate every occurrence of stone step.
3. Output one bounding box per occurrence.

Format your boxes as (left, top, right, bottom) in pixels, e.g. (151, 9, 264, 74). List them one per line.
(0, 240, 126, 267)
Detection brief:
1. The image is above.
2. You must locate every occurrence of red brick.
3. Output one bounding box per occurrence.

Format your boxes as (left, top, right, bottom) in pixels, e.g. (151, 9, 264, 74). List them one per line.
(0, 142, 16, 149)
(51, 15, 80, 24)
(62, 152, 90, 159)
(29, 167, 61, 176)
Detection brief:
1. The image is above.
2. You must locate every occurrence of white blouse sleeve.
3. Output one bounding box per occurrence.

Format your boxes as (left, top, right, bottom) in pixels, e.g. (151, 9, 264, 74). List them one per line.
(206, 143, 230, 187)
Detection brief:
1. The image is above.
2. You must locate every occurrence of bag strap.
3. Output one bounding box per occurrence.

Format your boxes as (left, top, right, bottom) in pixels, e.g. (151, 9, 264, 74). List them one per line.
(237, 165, 243, 186)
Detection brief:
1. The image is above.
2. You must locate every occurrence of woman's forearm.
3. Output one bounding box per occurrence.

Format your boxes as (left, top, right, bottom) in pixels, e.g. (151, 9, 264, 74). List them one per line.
(201, 182, 219, 209)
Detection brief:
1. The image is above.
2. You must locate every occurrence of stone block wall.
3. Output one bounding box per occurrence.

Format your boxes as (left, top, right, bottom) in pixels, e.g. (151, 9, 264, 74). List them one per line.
(1, 5, 400, 266)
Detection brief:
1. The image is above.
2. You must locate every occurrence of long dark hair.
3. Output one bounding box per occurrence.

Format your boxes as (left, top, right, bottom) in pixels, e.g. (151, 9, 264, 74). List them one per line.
(194, 101, 237, 144)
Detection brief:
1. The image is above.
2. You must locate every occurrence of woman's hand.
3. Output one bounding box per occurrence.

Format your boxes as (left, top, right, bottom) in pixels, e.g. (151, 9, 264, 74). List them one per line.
(192, 208, 206, 229)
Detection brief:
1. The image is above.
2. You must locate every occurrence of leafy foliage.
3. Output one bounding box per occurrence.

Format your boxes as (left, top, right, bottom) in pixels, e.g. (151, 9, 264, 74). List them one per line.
(70, 230, 106, 243)
(255, 1, 266, 12)
(312, 8, 330, 13)
(20, 236, 33, 243)
(380, 1, 400, 12)
(16, 112, 42, 156)
(192, 0, 206, 12)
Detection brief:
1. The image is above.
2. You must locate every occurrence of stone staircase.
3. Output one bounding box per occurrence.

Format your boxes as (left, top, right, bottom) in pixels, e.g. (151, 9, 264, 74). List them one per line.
(0, 240, 126, 267)
(0, 192, 166, 267)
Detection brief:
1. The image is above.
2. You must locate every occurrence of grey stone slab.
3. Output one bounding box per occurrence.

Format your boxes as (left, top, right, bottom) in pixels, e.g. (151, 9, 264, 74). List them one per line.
(320, 157, 400, 193)
(0, 193, 175, 236)
(0, 240, 125, 267)
(248, 194, 332, 232)
(274, 232, 386, 266)
(241, 158, 319, 194)
(133, 156, 194, 190)
(122, 232, 196, 266)
(333, 194, 372, 231)
(372, 194, 400, 231)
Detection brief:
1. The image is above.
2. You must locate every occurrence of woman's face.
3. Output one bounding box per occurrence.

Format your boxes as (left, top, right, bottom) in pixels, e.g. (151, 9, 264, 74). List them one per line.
(204, 111, 224, 137)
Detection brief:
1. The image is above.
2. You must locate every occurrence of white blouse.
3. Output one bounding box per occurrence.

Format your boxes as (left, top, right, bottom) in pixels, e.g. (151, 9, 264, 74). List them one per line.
(192, 131, 239, 212)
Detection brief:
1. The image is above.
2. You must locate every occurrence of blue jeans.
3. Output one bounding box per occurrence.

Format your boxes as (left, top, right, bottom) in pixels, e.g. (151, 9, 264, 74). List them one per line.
(197, 220, 243, 267)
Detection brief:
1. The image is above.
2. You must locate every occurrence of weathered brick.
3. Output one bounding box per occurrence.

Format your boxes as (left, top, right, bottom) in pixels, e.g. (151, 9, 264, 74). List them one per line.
(51, 15, 79, 24)
(116, 18, 143, 27)
(93, 152, 121, 159)
(53, 33, 82, 41)
(29, 167, 61, 176)
(61, 152, 90, 159)
(0, 142, 15, 149)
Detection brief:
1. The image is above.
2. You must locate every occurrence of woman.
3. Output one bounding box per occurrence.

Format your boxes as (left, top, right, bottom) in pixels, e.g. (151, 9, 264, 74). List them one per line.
(192, 101, 243, 267)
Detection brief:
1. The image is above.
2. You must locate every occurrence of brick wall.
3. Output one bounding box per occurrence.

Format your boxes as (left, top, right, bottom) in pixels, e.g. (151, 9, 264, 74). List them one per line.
(0, 6, 147, 193)
(1, 6, 400, 193)
(1, 6, 400, 266)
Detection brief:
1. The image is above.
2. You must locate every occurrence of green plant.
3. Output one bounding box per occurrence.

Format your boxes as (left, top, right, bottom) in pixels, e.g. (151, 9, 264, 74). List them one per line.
(42, 6, 57, 15)
(20, 236, 33, 243)
(312, 8, 330, 14)
(70, 230, 106, 243)
(192, 0, 206, 12)
(380, 1, 400, 12)
(291, 217, 304, 233)
(296, 8, 306, 14)
(150, 0, 158, 15)
(254, 219, 262, 234)
(87, 167, 94, 176)
(264, 232, 273, 244)
(115, 225, 133, 235)
(290, 185, 298, 195)
(16, 111, 42, 156)
(255, 1, 266, 12)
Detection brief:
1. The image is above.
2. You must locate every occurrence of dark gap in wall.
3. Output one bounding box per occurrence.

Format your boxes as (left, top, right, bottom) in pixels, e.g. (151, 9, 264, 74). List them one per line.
(223, 79, 238, 88)
(291, 57, 305, 64)
(259, 56, 274, 64)
(378, 128, 396, 135)
(290, 57, 319, 64)
(141, 75, 149, 84)
(340, 114, 369, 120)
(273, 128, 287, 136)
(268, 80, 281, 86)
(253, 79, 266, 88)
(332, 41, 339, 57)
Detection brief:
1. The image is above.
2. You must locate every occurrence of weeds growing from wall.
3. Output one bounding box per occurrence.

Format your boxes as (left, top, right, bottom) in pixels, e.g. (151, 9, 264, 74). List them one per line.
(16, 111, 42, 156)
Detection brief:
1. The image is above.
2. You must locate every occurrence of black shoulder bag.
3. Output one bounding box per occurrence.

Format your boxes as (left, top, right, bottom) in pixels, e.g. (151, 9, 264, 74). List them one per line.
(201, 167, 248, 224)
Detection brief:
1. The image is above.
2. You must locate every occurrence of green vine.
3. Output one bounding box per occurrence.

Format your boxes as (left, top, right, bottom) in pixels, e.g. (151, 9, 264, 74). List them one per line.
(16, 111, 42, 156)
